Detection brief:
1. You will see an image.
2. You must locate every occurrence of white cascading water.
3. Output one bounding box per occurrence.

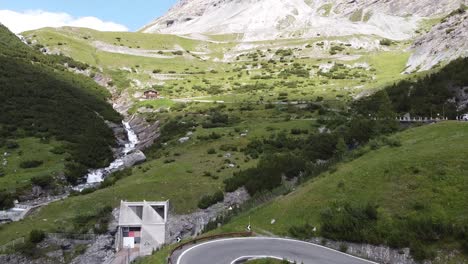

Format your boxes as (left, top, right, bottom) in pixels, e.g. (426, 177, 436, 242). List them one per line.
(74, 121, 139, 189)
(122, 121, 139, 155)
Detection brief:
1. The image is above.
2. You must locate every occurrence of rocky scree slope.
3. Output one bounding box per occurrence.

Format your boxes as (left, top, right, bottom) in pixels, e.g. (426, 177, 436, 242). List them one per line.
(141, 0, 466, 41)
(406, 10, 468, 72)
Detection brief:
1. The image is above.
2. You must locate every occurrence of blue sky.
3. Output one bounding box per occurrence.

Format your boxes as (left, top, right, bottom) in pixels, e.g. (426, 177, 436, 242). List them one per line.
(0, 0, 178, 32)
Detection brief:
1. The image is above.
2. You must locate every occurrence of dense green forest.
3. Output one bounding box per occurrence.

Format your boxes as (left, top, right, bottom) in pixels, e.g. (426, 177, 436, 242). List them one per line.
(0, 25, 120, 204)
(385, 58, 468, 118)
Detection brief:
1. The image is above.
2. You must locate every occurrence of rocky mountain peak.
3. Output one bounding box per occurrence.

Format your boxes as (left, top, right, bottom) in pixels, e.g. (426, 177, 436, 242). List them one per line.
(141, 0, 467, 42)
(406, 9, 468, 72)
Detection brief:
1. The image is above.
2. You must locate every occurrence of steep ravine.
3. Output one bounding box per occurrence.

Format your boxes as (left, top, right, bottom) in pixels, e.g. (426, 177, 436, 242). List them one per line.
(0, 69, 161, 263)
(80, 74, 162, 187)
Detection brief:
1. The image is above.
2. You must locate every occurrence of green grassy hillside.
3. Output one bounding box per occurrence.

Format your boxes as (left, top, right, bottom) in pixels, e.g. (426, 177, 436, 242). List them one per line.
(23, 27, 413, 105)
(0, 25, 120, 208)
(215, 122, 468, 261)
(5, 24, 466, 264)
(0, 100, 318, 244)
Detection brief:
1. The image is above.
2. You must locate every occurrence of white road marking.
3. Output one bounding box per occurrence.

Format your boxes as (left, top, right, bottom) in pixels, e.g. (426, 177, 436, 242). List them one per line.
(230, 255, 292, 264)
(176, 237, 379, 264)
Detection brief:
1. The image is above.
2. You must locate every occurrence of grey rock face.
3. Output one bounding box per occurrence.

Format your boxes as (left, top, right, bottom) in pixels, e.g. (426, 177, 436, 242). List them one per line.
(71, 208, 119, 264)
(120, 150, 146, 168)
(141, 0, 466, 41)
(309, 237, 416, 264)
(106, 121, 129, 148)
(166, 188, 250, 243)
(406, 11, 468, 73)
(70, 235, 115, 264)
(128, 114, 160, 150)
(0, 254, 58, 264)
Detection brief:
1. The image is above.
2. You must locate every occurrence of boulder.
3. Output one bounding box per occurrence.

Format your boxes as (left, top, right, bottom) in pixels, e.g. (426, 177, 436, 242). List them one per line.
(178, 137, 190, 143)
(121, 150, 146, 168)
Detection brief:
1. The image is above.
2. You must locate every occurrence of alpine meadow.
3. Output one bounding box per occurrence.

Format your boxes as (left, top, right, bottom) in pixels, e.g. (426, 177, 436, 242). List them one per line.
(0, 1, 467, 264)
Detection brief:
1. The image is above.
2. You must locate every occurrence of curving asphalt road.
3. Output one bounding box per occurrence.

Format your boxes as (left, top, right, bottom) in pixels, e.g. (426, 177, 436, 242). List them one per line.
(176, 237, 378, 264)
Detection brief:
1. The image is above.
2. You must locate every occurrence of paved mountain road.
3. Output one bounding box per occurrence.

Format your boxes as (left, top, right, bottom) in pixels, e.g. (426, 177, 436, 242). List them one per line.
(175, 237, 378, 264)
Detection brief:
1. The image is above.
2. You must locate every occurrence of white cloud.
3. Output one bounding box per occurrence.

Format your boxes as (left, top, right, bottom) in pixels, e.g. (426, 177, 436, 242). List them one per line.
(0, 10, 129, 33)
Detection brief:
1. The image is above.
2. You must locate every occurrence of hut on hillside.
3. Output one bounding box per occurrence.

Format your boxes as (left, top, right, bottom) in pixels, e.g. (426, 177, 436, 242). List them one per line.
(143, 90, 160, 99)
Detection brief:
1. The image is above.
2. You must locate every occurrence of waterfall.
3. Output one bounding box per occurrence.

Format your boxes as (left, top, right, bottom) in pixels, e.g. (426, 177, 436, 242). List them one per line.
(123, 121, 139, 155)
(74, 120, 140, 190)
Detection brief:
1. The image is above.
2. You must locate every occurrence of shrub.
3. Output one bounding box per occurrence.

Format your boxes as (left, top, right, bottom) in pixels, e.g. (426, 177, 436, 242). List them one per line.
(65, 162, 87, 185)
(29, 229, 45, 244)
(289, 222, 317, 239)
(157, 118, 196, 143)
(265, 103, 275, 109)
(220, 144, 238, 152)
(462, 237, 468, 255)
(320, 202, 379, 243)
(380, 39, 393, 46)
(20, 160, 43, 169)
(72, 206, 112, 234)
(197, 132, 222, 140)
(369, 138, 381, 150)
(50, 145, 66, 154)
(5, 140, 19, 149)
(93, 206, 113, 234)
(330, 45, 345, 55)
(0, 190, 14, 210)
(224, 153, 305, 195)
(339, 243, 348, 253)
(81, 187, 98, 195)
(383, 137, 401, 147)
(198, 190, 224, 209)
(410, 242, 436, 262)
(207, 148, 217, 154)
(31, 175, 54, 188)
(14, 241, 40, 258)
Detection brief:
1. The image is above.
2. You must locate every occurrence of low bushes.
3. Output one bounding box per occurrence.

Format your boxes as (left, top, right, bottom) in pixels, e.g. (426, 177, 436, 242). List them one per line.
(202, 110, 231, 128)
(72, 206, 113, 234)
(289, 222, 317, 240)
(157, 117, 196, 143)
(224, 153, 305, 195)
(462, 236, 468, 255)
(207, 148, 217, 154)
(29, 230, 45, 244)
(0, 190, 14, 210)
(379, 39, 393, 46)
(197, 132, 222, 141)
(198, 190, 224, 209)
(320, 202, 379, 243)
(312, 201, 465, 262)
(5, 140, 19, 149)
(19, 160, 43, 169)
(31, 175, 54, 188)
(99, 168, 132, 189)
